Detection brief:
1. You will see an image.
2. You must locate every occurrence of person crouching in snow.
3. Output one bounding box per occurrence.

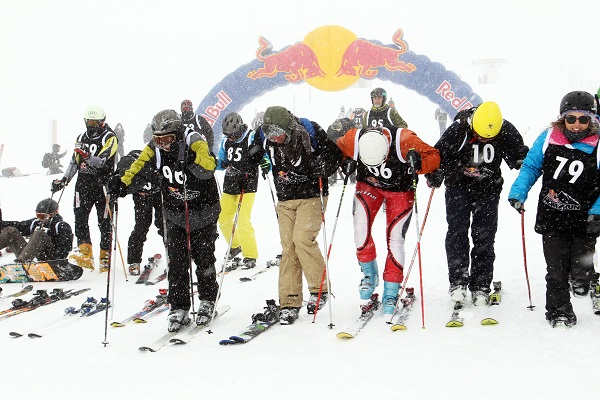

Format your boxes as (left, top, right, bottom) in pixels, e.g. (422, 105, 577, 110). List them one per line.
(335, 125, 440, 314)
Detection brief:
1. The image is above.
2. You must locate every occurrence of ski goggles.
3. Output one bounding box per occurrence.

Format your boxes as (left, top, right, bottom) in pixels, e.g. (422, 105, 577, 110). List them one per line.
(263, 124, 288, 144)
(36, 212, 53, 221)
(153, 133, 177, 150)
(564, 115, 590, 125)
(85, 119, 104, 128)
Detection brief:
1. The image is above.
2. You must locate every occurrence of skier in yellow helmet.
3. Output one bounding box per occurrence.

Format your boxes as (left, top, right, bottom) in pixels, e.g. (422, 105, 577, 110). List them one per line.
(425, 101, 529, 306)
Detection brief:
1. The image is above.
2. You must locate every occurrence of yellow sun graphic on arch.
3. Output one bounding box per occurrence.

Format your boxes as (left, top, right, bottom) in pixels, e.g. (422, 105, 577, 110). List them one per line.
(303, 25, 360, 92)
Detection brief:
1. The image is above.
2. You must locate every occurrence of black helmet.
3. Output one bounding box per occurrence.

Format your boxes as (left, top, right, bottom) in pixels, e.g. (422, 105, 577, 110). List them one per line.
(560, 91, 597, 115)
(36, 198, 58, 215)
(151, 110, 183, 136)
(370, 87, 387, 106)
(251, 111, 265, 131)
(222, 112, 247, 140)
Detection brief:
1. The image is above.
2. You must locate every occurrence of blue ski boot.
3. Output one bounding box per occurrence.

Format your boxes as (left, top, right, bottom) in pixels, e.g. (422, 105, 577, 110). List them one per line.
(358, 260, 379, 300)
(382, 281, 400, 315)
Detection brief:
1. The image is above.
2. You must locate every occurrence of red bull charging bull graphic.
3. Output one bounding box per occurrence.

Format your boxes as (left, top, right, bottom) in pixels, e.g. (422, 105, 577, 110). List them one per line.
(196, 25, 482, 153)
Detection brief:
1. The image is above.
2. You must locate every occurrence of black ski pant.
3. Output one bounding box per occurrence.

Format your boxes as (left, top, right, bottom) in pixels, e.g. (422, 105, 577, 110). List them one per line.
(445, 187, 499, 294)
(74, 182, 112, 250)
(127, 192, 164, 264)
(165, 219, 219, 311)
(542, 231, 597, 319)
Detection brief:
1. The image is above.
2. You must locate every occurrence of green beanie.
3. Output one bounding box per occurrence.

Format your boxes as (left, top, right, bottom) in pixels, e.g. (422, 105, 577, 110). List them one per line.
(264, 106, 292, 134)
(597, 87, 600, 98)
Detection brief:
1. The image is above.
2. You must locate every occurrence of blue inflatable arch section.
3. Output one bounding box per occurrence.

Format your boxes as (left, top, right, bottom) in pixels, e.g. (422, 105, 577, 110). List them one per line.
(196, 37, 482, 153)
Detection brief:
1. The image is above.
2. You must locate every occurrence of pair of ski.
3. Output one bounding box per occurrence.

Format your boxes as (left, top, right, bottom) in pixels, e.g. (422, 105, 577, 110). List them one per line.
(219, 299, 279, 345)
(446, 281, 502, 327)
(8, 288, 94, 338)
(139, 305, 231, 352)
(0, 284, 34, 300)
(111, 289, 168, 327)
(336, 288, 417, 339)
(134, 254, 162, 285)
(0, 287, 90, 321)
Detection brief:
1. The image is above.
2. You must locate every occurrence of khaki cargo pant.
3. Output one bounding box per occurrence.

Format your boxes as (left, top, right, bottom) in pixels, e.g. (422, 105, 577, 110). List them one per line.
(276, 197, 328, 308)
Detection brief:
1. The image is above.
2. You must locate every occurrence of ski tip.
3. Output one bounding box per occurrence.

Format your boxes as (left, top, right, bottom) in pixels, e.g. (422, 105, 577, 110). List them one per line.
(336, 332, 355, 339)
(445, 321, 464, 328)
(110, 322, 125, 328)
(219, 339, 236, 345)
(239, 277, 251, 282)
(28, 333, 42, 339)
(138, 346, 156, 352)
(390, 325, 407, 331)
(481, 318, 499, 325)
(133, 318, 148, 323)
(9, 332, 22, 338)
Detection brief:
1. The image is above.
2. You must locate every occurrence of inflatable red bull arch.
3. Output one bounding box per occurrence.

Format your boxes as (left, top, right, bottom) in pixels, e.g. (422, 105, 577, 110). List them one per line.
(197, 25, 482, 150)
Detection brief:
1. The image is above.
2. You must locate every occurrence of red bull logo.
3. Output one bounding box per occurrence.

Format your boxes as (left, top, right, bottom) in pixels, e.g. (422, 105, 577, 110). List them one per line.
(336, 28, 416, 78)
(247, 37, 325, 83)
(436, 80, 475, 112)
(201, 91, 232, 127)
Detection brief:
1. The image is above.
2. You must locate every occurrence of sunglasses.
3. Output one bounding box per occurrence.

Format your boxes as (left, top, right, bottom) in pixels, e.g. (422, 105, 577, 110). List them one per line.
(565, 115, 590, 124)
(153, 133, 177, 149)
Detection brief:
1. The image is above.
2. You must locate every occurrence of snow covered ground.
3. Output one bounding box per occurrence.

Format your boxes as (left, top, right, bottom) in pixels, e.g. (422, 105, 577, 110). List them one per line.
(2, 1, 600, 399)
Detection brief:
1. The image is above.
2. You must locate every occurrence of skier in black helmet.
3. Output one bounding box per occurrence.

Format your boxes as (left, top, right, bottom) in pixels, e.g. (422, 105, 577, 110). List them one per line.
(0, 199, 82, 280)
(509, 91, 600, 327)
(363, 87, 408, 131)
(108, 109, 221, 332)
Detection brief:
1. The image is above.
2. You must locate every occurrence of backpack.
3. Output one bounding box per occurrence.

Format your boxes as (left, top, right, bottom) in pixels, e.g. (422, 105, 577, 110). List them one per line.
(41, 153, 52, 168)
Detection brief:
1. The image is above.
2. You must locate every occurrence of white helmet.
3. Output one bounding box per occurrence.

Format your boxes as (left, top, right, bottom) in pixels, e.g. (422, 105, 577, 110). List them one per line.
(83, 105, 106, 121)
(358, 129, 390, 167)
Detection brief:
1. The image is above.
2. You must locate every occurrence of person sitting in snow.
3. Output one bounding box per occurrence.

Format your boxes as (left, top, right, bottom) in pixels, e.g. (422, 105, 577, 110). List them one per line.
(0, 198, 82, 281)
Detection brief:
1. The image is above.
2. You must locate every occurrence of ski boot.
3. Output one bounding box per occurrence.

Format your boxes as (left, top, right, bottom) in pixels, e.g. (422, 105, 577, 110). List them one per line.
(448, 284, 467, 302)
(99, 249, 110, 273)
(279, 307, 300, 325)
(307, 292, 328, 314)
(69, 243, 94, 270)
(196, 300, 215, 326)
(241, 258, 257, 270)
(358, 260, 379, 300)
(128, 263, 141, 276)
(167, 309, 191, 332)
(472, 289, 490, 306)
(382, 281, 400, 315)
(228, 246, 242, 260)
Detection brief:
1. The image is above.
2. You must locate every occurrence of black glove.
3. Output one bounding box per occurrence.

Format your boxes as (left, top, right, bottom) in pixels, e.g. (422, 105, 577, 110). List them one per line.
(51, 178, 66, 193)
(107, 174, 127, 198)
(260, 156, 270, 179)
(425, 169, 444, 188)
(406, 149, 422, 172)
(508, 198, 525, 213)
(587, 215, 600, 235)
(340, 158, 357, 178)
(515, 145, 529, 169)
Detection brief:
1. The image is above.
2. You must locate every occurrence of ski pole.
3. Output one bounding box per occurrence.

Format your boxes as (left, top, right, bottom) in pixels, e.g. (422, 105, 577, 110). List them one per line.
(208, 187, 245, 329)
(312, 172, 349, 324)
(521, 211, 535, 310)
(101, 195, 116, 347)
(387, 168, 435, 328)
(101, 187, 128, 281)
(311, 176, 334, 329)
(181, 179, 196, 318)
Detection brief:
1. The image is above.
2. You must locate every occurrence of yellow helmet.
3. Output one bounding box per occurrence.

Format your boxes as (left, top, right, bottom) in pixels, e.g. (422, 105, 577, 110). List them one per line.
(472, 101, 503, 138)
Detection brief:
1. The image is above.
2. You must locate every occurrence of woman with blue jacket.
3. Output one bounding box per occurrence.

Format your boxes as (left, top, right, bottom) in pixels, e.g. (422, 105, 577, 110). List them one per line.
(508, 91, 600, 328)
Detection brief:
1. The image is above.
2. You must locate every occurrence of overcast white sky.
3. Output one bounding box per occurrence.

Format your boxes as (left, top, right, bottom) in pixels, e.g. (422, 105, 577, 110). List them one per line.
(1, 0, 599, 152)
